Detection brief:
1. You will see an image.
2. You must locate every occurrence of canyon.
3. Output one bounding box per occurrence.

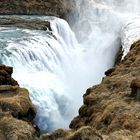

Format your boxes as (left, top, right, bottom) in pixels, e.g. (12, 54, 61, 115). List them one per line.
(0, 0, 140, 140)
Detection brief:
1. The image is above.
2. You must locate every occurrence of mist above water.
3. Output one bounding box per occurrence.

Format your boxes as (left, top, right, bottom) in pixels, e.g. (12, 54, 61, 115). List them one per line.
(71, 0, 140, 58)
(0, 0, 140, 133)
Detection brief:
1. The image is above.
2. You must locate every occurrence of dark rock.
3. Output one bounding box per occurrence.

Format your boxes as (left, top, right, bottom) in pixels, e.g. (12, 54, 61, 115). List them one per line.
(0, 64, 18, 86)
(115, 46, 123, 65)
(0, 65, 13, 76)
(130, 77, 140, 100)
(105, 67, 115, 76)
(84, 87, 92, 96)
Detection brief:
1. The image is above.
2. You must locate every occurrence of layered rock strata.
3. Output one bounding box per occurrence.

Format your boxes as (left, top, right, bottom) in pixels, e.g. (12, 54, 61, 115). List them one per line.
(0, 64, 39, 140)
(0, 0, 75, 19)
(0, 17, 51, 31)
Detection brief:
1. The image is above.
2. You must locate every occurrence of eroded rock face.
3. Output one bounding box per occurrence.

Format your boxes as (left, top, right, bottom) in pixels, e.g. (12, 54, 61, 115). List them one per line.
(0, 64, 39, 140)
(0, 17, 51, 31)
(68, 41, 140, 138)
(0, 65, 18, 86)
(0, 0, 75, 19)
(0, 113, 38, 140)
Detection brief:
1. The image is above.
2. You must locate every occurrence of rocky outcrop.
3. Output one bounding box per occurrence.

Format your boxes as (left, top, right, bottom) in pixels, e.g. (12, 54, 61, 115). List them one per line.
(0, 65, 18, 86)
(0, 17, 51, 31)
(0, 64, 39, 140)
(0, 0, 75, 19)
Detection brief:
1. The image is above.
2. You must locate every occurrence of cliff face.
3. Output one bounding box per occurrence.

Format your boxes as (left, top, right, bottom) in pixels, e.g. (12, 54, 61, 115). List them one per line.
(41, 41, 140, 140)
(0, 65, 39, 140)
(0, 0, 75, 18)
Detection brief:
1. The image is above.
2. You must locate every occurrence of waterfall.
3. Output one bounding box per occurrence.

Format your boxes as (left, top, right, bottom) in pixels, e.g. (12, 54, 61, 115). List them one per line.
(0, 0, 140, 133)
(0, 17, 81, 132)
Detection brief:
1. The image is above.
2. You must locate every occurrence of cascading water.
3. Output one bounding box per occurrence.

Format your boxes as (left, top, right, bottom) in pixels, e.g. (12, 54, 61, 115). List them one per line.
(0, 0, 140, 133)
(0, 17, 81, 132)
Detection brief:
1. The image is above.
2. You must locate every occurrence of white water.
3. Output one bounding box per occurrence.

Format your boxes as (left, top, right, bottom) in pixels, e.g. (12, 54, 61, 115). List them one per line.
(121, 17, 140, 59)
(0, 0, 140, 133)
(0, 18, 81, 132)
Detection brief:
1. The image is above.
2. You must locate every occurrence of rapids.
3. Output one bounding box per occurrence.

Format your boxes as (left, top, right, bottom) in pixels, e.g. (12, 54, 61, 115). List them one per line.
(0, 0, 140, 133)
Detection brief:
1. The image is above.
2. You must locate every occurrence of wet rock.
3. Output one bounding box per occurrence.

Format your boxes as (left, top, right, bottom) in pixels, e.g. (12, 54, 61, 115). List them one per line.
(0, 65, 13, 76)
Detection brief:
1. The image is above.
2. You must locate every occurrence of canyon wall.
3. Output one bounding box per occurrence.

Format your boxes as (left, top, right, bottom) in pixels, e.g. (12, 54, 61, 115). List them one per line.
(0, 0, 75, 19)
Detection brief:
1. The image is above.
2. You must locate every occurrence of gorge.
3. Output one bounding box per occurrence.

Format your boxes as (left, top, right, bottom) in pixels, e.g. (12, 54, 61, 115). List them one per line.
(0, 0, 140, 139)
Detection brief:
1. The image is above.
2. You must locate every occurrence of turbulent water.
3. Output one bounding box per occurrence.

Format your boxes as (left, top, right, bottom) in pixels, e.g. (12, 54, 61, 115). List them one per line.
(0, 0, 140, 133)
